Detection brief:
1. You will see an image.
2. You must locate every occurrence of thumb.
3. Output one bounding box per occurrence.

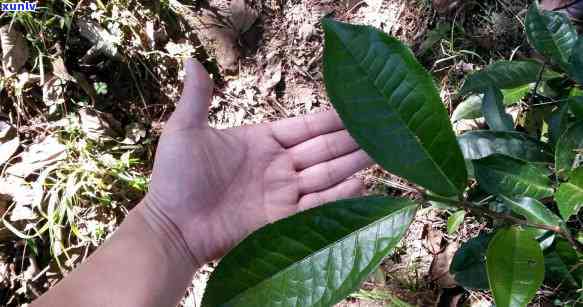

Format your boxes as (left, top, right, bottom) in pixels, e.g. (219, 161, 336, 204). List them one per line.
(168, 58, 214, 129)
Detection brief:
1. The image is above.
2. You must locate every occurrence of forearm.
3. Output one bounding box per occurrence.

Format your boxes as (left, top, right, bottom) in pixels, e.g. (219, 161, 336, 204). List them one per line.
(31, 201, 199, 307)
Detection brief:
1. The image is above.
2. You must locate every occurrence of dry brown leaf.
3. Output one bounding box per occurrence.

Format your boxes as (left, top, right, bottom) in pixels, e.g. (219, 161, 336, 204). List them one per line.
(76, 18, 121, 63)
(299, 23, 317, 41)
(0, 175, 36, 208)
(453, 118, 486, 135)
(424, 225, 443, 254)
(9, 203, 36, 222)
(0, 25, 29, 76)
(229, 0, 261, 34)
(42, 75, 67, 107)
(71, 71, 98, 105)
(51, 53, 74, 81)
(432, 0, 462, 14)
(259, 51, 282, 94)
(6, 136, 66, 178)
(145, 21, 156, 49)
(0, 137, 19, 167)
(121, 122, 147, 145)
(168, 0, 261, 73)
(429, 241, 459, 288)
(0, 120, 19, 166)
(0, 120, 14, 140)
(78, 108, 121, 141)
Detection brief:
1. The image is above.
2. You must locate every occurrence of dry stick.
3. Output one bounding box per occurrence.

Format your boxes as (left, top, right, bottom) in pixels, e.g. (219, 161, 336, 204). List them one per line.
(424, 193, 583, 254)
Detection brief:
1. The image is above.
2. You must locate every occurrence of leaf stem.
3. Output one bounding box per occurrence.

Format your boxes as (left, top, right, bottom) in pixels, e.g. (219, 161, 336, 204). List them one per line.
(424, 193, 583, 253)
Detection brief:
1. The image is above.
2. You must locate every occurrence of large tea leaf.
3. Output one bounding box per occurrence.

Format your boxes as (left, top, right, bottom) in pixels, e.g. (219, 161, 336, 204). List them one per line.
(487, 227, 545, 307)
(473, 154, 553, 199)
(482, 86, 514, 131)
(555, 167, 583, 219)
(323, 19, 466, 197)
(450, 232, 493, 290)
(460, 61, 548, 95)
(556, 120, 583, 174)
(458, 130, 552, 162)
(201, 196, 417, 307)
(525, 3, 577, 70)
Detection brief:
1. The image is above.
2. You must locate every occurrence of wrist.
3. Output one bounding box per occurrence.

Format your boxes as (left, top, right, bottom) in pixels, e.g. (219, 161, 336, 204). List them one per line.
(135, 197, 204, 268)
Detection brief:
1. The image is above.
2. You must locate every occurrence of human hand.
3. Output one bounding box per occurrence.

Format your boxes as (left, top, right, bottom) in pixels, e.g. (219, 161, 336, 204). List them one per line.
(141, 59, 372, 265)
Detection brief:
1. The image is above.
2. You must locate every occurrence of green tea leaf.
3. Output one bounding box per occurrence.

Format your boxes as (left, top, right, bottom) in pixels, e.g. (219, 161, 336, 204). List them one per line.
(555, 167, 583, 219)
(499, 196, 562, 233)
(548, 102, 570, 145)
(525, 3, 577, 70)
(323, 19, 466, 197)
(460, 61, 548, 95)
(447, 210, 465, 234)
(451, 95, 484, 123)
(487, 227, 545, 307)
(450, 232, 493, 290)
(473, 154, 553, 199)
(201, 196, 417, 307)
(556, 120, 583, 174)
(502, 84, 534, 104)
(458, 130, 552, 162)
(568, 37, 583, 85)
(452, 85, 531, 123)
(482, 86, 514, 131)
(544, 239, 583, 287)
(418, 22, 451, 56)
(569, 96, 583, 118)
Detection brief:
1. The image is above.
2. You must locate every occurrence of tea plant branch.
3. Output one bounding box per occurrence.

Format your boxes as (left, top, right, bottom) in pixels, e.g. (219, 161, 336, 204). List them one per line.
(424, 193, 583, 254)
(529, 96, 568, 107)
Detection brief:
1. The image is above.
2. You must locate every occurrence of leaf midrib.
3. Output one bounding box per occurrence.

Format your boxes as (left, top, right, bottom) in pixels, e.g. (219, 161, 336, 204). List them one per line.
(504, 230, 519, 306)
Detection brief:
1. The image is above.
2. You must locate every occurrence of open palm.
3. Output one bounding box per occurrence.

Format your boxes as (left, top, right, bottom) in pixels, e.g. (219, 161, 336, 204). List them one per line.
(145, 59, 372, 263)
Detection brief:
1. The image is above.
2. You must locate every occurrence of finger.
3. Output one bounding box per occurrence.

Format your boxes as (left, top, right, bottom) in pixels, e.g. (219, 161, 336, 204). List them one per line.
(298, 149, 372, 194)
(298, 178, 364, 212)
(289, 129, 359, 171)
(167, 58, 214, 130)
(271, 110, 344, 148)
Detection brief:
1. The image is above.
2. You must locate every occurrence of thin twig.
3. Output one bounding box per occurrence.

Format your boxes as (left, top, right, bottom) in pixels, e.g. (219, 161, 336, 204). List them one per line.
(532, 63, 546, 96)
(424, 194, 583, 254)
(553, 0, 583, 12)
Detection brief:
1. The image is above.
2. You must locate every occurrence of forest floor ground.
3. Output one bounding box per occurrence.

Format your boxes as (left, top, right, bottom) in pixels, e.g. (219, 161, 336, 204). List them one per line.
(0, 0, 572, 306)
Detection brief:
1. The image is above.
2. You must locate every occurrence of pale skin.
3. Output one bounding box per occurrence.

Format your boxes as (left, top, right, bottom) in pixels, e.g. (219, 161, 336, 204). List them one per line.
(31, 59, 372, 307)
